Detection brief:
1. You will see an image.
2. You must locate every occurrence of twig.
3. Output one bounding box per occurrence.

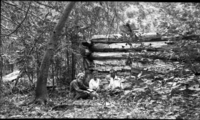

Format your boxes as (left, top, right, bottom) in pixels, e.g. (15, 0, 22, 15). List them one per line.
(27, 12, 50, 55)
(1, 2, 32, 37)
(1, 14, 15, 23)
(36, 1, 56, 10)
(2, 1, 43, 23)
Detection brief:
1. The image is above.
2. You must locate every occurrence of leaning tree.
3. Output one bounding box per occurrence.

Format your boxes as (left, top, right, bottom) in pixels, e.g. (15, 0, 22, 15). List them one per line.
(33, 2, 76, 104)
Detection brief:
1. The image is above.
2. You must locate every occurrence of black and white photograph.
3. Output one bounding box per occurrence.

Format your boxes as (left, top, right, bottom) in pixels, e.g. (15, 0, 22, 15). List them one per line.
(0, 1, 200, 119)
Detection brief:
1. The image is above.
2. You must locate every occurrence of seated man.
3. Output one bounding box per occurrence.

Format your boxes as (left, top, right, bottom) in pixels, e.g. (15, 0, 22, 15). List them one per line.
(89, 70, 100, 91)
(70, 73, 98, 100)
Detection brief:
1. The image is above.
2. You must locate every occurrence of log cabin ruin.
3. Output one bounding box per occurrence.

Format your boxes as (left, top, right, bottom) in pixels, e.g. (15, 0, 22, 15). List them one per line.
(81, 32, 200, 84)
(82, 33, 165, 77)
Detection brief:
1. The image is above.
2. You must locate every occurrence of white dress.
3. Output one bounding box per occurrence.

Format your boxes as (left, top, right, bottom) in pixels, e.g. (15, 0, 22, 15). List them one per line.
(89, 78, 100, 91)
(108, 76, 122, 90)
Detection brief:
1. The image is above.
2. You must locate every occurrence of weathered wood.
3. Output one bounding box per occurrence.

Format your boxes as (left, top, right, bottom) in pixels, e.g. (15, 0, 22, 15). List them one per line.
(90, 33, 163, 43)
(91, 34, 122, 40)
(91, 52, 128, 60)
(94, 60, 151, 67)
(82, 34, 200, 75)
(91, 38, 164, 43)
(92, 47, 162, 52)
(90, 51, 185, 62)
(95, 65, 131, 72)
(91, 52, 165, 60)
(91, 42, 168, 52)
(139, 32, 160, 39)
(94, 60, 127, 66)
(90, 34, 200, 43)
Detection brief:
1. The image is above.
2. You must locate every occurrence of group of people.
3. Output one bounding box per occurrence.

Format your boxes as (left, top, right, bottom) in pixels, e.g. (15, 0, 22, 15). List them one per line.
(69, 69, 123, 100)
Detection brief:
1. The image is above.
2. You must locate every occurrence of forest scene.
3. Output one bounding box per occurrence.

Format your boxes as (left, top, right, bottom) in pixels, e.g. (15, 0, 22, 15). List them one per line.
(1, 1, 200, 119)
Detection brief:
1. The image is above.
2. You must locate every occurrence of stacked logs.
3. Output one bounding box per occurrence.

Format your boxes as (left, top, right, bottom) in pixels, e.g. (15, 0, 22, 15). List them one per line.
(81, 33, 200, 77)
(81, 33, 169, 76)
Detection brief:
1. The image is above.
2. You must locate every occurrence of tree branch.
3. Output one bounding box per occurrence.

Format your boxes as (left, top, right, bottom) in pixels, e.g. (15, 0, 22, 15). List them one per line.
(3, 1, 44, 21)
(36, 1, 56, 10)
(1, 14, 14, 23)
(1, 2, 32, 37)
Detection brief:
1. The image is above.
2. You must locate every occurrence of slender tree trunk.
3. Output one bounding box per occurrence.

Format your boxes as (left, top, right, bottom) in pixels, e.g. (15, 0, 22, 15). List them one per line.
(0, 38, 3, 97)
(55, 59, 59, 81)
(0, 56, 2, 81)
(67, 50, 70, 80)
(71, 53, 76, 80)
(51, 64, 55, 91)
(34, 2, 76, 104)
(36, 52, 39, 79)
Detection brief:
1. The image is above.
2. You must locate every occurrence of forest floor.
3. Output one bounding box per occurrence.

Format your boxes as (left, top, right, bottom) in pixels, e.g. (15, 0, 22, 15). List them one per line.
(1, 62, 200, 119)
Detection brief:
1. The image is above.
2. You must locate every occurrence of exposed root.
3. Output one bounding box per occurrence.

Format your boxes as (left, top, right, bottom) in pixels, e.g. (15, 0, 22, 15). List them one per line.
(27, 97, 47, 106)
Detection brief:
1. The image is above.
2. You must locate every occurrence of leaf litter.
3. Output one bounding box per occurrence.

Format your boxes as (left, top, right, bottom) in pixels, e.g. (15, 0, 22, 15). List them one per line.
(1, 62, 200, 119)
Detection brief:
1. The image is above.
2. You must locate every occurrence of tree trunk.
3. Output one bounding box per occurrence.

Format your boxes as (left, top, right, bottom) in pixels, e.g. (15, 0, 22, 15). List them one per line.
(0, 56, 2, 81)
(71, 53, 76, 80)
(36, 52, 40, 79)
(34, 2, 76, 105)
(51, 64, 55, 90)
(67, 50, 70, 80)
(0, 38, 3, 96)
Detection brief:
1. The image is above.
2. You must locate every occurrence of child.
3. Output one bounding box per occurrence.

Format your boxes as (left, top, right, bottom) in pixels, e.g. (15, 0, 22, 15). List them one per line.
(89, 70, 100, 91)
(107, 69, 122, 91)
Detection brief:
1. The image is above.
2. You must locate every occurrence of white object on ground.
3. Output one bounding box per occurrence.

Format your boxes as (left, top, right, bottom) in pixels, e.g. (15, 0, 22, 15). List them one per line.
(2, 70, 20, 82)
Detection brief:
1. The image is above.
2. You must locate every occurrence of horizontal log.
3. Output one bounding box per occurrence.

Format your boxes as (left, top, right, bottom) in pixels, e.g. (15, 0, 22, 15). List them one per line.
(90, 52, 183, 62)
(91, 38, 163, 43)
(89, 34, 200, 43)
(91, 33, 160, 39)
(94, 66, 147, 75)
(91, 52, 130, 59)
(94, 60, 151, 67)
(91, 52, 165, 59)
(139, 32, 160, 38)
(91, 42, 168, 52)
(91, 47, 162, 52)
(91, 34, 122, 40)
(90, 33, 163, 43)
(94, 60, 127, 66)
(162, 34, 200, 41)
(95, 65, 131, 72)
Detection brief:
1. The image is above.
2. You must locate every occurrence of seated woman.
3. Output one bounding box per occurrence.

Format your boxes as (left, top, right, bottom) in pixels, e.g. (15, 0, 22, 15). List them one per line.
(89, 70, 100, 91)
(70, 73, 98, 100)
(107, 69, 123, 91)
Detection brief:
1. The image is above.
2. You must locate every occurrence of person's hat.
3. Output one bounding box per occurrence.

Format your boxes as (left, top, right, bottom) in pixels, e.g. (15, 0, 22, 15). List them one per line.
(77, 73, 85, 79)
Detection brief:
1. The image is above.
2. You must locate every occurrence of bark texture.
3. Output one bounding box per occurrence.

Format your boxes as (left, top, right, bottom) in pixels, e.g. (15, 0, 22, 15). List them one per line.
(35, 2, 76, 104)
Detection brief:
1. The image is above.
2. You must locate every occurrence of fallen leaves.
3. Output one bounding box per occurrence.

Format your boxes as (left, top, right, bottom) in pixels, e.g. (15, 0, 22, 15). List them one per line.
(1, 60, 200, 119)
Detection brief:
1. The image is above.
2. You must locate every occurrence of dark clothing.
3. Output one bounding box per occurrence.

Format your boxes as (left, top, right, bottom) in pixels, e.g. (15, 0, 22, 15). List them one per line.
(70, 79, 99, 100)
(70, 79, 90, 100)
(70, 79, 89, 92)
(80, 45, 94, 71)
